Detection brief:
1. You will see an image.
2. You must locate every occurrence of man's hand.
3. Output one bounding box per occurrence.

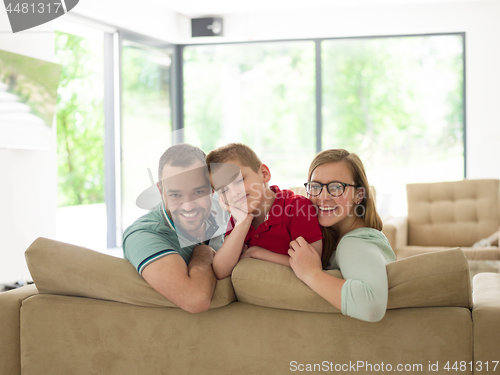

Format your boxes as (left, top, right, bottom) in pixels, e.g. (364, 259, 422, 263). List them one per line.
(142, 245, 217, 314)
(288, 236, 323, 284)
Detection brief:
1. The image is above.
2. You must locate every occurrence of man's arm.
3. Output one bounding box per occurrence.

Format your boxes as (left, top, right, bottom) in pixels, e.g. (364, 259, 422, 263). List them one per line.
(142, 244, 216, 313)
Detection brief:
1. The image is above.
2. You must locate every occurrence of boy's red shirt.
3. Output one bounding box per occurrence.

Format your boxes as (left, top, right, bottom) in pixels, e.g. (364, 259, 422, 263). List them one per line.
(226, 185, 323, 255)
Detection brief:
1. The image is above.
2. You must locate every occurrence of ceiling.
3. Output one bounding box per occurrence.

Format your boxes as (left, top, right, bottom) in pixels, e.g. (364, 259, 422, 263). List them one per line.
(150, 0, 486, 17)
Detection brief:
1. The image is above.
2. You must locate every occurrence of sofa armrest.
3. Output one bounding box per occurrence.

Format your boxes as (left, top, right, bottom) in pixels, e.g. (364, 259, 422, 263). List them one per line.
(472, 273, 500, 364)
(0, 285, 38, 375)
(382, 216, 408, 254)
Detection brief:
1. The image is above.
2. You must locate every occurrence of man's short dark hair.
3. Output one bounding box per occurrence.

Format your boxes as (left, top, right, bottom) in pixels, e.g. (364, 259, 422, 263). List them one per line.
(158, 144, 206, 182)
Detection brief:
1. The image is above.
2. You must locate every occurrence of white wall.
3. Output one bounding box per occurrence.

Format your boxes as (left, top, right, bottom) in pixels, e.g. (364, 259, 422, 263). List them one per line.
(0, 12, 56, 283)
(73, 0, 181, 42)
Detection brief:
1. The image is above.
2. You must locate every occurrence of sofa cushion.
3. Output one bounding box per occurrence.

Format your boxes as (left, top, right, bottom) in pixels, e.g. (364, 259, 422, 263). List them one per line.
(233, 259, 344, 313)
(232, 248, 472, 313)
(25, 237, 235, 309)
(396, 245, 500, 261)
(386, 247, 472, 309)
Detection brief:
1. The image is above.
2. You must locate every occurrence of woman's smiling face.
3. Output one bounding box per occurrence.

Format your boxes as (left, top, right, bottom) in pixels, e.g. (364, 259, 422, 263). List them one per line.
(308, 161, 361, 231)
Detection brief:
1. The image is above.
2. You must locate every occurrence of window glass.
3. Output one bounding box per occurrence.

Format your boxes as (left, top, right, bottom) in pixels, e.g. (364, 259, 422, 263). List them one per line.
(184, 42, 316, 188)
(121, 41, 173, 228)
(54, 28, 106, 250)
(322, 35, 464, 216)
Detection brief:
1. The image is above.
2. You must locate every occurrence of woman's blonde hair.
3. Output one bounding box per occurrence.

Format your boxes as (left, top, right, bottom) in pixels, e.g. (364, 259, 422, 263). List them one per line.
(308, 149, 383, 267)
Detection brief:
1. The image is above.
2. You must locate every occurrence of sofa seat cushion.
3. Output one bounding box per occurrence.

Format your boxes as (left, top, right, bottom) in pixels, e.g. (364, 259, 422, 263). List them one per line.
(396, 245, 500, 261)
(25, 237, 235, 309)
(232, 248, 472, 313)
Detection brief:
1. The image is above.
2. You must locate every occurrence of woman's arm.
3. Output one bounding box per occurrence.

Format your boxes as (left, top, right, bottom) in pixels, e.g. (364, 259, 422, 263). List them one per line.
(289, 236, 389, 322)
(335, 237, 390, 322)
(288, 237, 345, 310)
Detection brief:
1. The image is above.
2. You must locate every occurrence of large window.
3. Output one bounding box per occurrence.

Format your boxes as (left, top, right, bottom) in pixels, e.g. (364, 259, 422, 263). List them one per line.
(54, 22, 107, 250)
(184, 42, 317, 187)
(121, 40, 173, 229)
(52, 28, 465, 251)
(183, 34, 465, 217)
(322, 35, 464, 216)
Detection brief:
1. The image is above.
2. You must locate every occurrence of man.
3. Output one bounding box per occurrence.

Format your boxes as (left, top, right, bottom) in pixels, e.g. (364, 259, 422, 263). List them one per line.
(123, 144, 227, 313)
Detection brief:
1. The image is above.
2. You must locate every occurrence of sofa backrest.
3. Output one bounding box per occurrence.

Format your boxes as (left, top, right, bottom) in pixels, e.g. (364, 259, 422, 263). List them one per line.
(232, 247, 472, 313)
(25, 238, 472, 313)
(25, 237, 236, 309)
(407, 179, 500, 247)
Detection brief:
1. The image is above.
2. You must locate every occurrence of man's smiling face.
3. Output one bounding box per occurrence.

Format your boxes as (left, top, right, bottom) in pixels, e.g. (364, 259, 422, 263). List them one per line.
(159, 160, 212, 238)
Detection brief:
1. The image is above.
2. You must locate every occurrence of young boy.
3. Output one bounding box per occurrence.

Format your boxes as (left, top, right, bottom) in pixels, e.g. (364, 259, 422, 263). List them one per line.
(206, 143, 323, 279)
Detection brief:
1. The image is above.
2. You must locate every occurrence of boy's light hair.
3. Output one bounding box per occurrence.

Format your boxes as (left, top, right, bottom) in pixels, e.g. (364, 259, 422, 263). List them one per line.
(206, 143, 262, 173)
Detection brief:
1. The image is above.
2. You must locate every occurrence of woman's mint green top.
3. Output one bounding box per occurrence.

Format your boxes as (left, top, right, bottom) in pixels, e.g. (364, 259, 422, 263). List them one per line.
(325, 227, 396, 322)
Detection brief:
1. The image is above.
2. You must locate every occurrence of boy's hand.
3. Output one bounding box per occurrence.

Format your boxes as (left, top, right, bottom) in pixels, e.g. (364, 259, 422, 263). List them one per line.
(218, 194, 252, 227)
(288, 236, 323, 284)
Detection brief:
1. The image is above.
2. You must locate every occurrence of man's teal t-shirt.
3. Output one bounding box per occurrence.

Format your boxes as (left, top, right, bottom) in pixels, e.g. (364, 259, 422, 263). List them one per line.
(123, 203, 226, 274)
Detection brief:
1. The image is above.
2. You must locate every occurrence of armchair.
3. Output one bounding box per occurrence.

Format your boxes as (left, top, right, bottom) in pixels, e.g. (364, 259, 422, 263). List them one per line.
(383, 179, 500, 263)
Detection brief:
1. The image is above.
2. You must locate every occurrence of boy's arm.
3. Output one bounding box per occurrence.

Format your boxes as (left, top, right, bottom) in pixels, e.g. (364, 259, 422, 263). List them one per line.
(309, 239, 323, 258)
(241, 239, 322, 267)
(213, 214, 253, 279)
(240, 246, 291, 266)
(288, 197, 323, 258)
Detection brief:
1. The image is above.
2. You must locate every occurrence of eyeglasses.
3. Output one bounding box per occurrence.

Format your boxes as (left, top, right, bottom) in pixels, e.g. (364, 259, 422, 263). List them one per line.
(304, 181, 357, 197)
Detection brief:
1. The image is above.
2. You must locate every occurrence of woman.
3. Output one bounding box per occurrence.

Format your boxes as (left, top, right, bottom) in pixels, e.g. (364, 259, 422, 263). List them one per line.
(288, 149, 396, 322)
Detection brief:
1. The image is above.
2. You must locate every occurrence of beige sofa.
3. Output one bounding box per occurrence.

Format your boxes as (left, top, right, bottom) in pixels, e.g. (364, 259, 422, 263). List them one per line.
(1, 238, 500, 375)
(383, 179, 500, 261)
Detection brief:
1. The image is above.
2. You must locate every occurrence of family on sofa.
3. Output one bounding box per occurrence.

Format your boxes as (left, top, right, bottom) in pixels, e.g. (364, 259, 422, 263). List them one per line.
(3, 143, 500, 375)
(122, 142, 396, 321)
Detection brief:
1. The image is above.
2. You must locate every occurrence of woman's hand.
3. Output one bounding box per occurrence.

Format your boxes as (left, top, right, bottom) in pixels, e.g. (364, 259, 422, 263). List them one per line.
(288, 236, 323, 284)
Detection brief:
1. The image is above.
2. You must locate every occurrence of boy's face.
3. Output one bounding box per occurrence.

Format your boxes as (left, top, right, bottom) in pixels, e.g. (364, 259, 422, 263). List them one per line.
(210, 160, 271, 216)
